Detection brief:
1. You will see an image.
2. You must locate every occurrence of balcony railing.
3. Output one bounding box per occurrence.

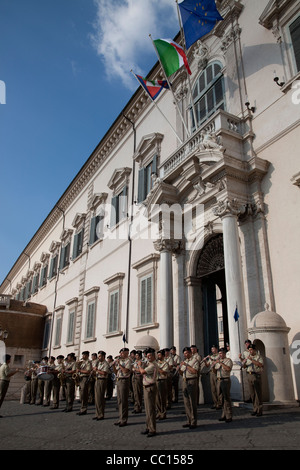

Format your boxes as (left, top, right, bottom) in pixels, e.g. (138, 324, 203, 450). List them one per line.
(160, 109, 243, 178)
(0, 295, 11, 309)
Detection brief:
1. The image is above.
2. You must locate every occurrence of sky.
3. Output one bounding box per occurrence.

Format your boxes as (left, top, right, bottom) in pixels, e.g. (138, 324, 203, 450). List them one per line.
(0, 0, 180, 286)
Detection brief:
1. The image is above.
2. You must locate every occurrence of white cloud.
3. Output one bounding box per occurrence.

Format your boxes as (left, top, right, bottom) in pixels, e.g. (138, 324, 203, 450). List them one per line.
(91, 0, 179, 89)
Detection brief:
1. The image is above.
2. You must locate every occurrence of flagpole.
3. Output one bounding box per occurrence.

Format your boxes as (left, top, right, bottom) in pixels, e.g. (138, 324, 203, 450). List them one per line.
(149, 34, 191, 138)
(130, 70, 183, 144)
(175, 0, 199, 131)
(235, 302, 245, 402)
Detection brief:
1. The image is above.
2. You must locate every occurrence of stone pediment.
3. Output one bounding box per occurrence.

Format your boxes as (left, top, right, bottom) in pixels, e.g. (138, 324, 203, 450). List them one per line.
(108, 167, 132, 192)
(72, 213, 86, 229)
(134, 133, 164, 167)
(143, 179, 178, 209)
(259, 0, 292, 29)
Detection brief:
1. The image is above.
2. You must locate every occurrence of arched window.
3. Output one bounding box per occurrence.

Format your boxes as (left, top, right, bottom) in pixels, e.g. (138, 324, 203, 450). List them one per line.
(191, 61, 225, 130)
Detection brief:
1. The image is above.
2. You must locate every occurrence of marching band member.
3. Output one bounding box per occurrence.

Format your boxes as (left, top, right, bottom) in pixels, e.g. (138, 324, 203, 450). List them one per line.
(113, 348, 132, 427)
(132, 351, 144, 414)
(51, 355, 65, 410)
(156, 349, 168, 420)
(204, 345, 222, 410)
(139, 348, 159, 437)
(180, 347, 199, 429)
(213, 348, 233, 423)
(62, 353, 76, 412)
(76, 351, 92, 416)
(93, 351, 109, 421)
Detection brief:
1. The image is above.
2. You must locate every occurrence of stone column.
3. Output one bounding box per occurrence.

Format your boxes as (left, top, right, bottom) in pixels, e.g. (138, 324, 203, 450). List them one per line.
(154, 239, 181, 349)
(213, 198, 248, 400)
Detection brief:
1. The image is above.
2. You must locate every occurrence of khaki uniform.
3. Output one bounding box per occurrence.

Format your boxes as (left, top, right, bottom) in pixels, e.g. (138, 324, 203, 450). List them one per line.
(78, 359, 92, 414)
(51, 362, 64, 409)
(64, 361, 76, 411)
(171, 353, 181, 403)
(245, 353, 264, 415)
(89, 358, 99, 404)
(143, 361, 159, 434)
(115, 358, 132, 425)
(0, 363, 11, 410)
(30, 365, 39, 405)
(156, 359, 168, 419)
(180, 356, 200, 426)
(165, 355, 174, 408)
(207, 354, 222, 408)
(95, 360, 109, 419)
(215, 357, 233, 420)
(132, 359, 144, 413)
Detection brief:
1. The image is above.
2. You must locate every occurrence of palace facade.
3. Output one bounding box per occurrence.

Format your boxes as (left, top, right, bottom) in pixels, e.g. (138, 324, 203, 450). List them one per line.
(1, 0, 300, 404)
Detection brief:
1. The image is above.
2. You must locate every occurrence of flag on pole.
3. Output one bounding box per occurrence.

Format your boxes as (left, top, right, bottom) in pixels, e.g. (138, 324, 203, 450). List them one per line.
(234, 306, 239, 322)
(134, 74, 169, 100)
(122, 333, 127, 344)
(153, 38, 192, 77)
(178, 0, 223, 50)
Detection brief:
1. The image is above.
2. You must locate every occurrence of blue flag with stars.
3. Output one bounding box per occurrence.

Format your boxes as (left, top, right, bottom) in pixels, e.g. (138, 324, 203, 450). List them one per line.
(178, 0, 223, 49)
(234, 306, 239, 322)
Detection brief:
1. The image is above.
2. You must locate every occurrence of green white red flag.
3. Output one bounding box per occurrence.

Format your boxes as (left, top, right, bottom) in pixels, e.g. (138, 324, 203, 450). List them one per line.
(153, 38, 192, 77)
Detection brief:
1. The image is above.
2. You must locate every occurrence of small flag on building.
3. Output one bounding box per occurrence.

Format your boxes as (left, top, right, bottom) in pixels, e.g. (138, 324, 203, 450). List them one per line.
(153, 38, 192, 77)
(122, 333, 127, 344)
(134, 74, 169, 100)
(234, 306, 239, 322)
(178, 0, 223, 50)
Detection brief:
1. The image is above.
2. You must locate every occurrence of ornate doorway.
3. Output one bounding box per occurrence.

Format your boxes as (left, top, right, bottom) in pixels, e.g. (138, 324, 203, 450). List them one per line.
(196, 234, 229, 355)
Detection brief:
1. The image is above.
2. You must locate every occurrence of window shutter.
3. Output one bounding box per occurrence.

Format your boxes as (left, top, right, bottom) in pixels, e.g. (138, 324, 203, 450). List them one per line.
(140, 275, 152, 325)
(59, 246, 65, 270)
(290, 16, 300, 72)
(55, 317, 62, 347)
(67, 310, 75, 343)
(111, 196, 118, 227)
(86, 302, 95, 338)
(138, 168, 146, 203)
(109, 291, 119, 332)
(72, 233, 78, 259)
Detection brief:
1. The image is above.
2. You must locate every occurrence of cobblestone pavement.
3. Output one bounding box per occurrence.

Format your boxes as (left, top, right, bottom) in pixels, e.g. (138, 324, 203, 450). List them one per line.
(1, 395, 300, 456)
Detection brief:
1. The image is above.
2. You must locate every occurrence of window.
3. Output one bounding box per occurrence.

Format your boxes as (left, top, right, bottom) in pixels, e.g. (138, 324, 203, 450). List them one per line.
(54, 316, 62, 347)
(67, 309, 75, 344)
(140, 274, 153, 325)
(108, 290, 119, 333)
(111, 186, 128, 227)
(86, 301, 96, 339)
(42, 319, 51, 350)
(59, 242, 70, 270)
(24, 279, 32, 300)
(192, 61, 225, 130)
(89, 214, 104, 245)
(72, 228, 84, 259)
(138, 156, 157, 203)
(39, 264, 48, 288)
(49, 254, 58, 279)
(290, 15, 300, 72)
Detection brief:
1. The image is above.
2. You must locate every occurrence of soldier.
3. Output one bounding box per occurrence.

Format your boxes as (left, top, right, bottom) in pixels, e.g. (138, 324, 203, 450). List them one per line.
(44, 356, 55, 407)
(113, 347, 132, 427)
(76, 351, 92, 415)
(132, 351, 144, 414)
(50, 355, 65, 410)
(88, 353, 98, 405)
(139, 348, 159, 437)
(62, 353, 76, 412)
(93, 351, 109, 420)
(36, 356, 48, 405)
(170, 346, 181, 403)
(204, 345, 222, 410)
(214, 348, 233, 423)
(180, 347, 199, 429)
(0, 355, 20, 417)
(190, 345, 203, 404)
(30, 361, 39, 405)
(156, 349, 168, 420)
(164, 348, 174, 409)
(105, 355, 114, 400)
(243, 343, 264, 416)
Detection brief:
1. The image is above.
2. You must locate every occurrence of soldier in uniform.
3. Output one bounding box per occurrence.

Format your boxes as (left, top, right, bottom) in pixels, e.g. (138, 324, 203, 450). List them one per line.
(113, 347, 132, 427)
(180, 347, 200, 429)
(243, 343, 264, 416)
(50, 355, 65, 410)
(93, 350, 109, 420)
(88, 353, 98, 405)
(213, 348, 233, 422)
(156, 349, 168, 420)
(30, 361, 39, 405)
(105, 355, 114, 400)
(204, 345, 222, 410)
(0, 355, 20, 417)
(77, 351, 92, 415)
(170, 346, 181, 403)
(139, 348, 159, 437)
(36, 356, 48, 405)
(164, 348, 174, 409)
(132, 351, 144, 414)
(62, 353, 76, 412)
(44, 356, 55, 407)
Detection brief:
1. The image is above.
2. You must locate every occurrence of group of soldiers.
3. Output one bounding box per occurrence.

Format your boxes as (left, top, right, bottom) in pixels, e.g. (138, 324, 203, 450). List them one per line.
(19, 339, 263, 437)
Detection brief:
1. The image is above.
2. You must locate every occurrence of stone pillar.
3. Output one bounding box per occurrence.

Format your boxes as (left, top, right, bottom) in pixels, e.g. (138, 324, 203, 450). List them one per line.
(213, 198, 248, 400)
(154, 239, 181, 349)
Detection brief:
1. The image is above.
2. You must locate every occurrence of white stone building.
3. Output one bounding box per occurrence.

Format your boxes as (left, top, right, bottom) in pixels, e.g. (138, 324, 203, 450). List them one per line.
(1, 0, 299, 405)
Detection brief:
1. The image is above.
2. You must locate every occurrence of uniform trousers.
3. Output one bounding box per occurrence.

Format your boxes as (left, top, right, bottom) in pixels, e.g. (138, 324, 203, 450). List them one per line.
(144, 383, 157, 434)
(30, 378, 38, 404)
(51, 377, 61, 408)
(132, 373, 143, 412)
(106, 373, 113, 399)
(0, 380, 9, 409)
(65, 378, 75, 411)
(95, 378, 107, 419)
(217, 378, 232, 419)
(79, 376, 89, 413)
(166, 374, 173, 407)
(156, 379, 167, 419)
(210, 371, 222, 408)
(247, 373, 263, 415)
(117, 377, 130, 424)
(182, 378, 198, 426)
(172, 371, 179, 402)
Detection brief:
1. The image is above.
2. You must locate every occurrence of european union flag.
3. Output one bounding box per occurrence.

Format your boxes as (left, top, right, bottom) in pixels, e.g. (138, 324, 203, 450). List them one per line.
(178, 0, 223, 50)
(234, 307, 239, 322)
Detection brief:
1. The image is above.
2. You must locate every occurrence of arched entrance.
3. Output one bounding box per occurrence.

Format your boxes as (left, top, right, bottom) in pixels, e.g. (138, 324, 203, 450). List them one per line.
(196, 234, 229, 355)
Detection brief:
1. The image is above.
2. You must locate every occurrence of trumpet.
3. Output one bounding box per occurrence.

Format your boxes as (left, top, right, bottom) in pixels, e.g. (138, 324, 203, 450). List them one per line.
(57, 371, 66, 386)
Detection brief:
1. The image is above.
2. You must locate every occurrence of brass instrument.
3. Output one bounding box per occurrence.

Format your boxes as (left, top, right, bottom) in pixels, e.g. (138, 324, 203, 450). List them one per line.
(57, 371, 66, 386)
(72, 359, 83, 386)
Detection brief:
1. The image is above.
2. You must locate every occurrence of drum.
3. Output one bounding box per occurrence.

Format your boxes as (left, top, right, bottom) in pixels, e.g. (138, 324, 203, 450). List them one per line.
(37, 365, 53, 381)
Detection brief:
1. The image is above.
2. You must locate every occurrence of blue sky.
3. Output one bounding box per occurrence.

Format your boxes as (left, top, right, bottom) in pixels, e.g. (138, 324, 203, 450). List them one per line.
(0, 0, 179, 285)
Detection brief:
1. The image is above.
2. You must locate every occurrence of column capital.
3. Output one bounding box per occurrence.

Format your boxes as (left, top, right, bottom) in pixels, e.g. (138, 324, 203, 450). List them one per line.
(212, 197, 247, 218)
(153, 238, 183, 254)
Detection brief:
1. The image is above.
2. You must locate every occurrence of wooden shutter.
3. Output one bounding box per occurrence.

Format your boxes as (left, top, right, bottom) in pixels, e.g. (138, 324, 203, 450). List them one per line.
(86, 302, 95, 338)
(109, 290, 119, 332)
(140, 275, 152, 325)
(290, 16, 300, 72)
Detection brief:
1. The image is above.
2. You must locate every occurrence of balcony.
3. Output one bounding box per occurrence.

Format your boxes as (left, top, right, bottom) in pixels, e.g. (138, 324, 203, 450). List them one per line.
(0, 295, 12, 309)
(160, 109, 244, 179)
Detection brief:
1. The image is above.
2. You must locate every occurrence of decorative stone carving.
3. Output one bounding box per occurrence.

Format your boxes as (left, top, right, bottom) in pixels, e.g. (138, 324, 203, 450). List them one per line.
(153, 238, 182, 255)
(213, 198, 247, 218)
(197, 234, 224, 277)
(199, 129, 224, 152)
(193, 41, 209, 70)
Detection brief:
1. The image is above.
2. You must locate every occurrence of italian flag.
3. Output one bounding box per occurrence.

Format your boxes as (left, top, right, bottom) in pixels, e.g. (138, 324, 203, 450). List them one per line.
(154, 39, 192, 77)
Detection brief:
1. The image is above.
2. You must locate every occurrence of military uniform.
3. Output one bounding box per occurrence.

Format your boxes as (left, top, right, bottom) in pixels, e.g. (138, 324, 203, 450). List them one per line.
(206, 352, 222, 409)
(63, 358, 76, 412)
(171, 349, 181, 403)
(94, 357, 109, 420)
(77, 355, 92, 415)
(132, 356, 144, 413)
(180, 353, 200, 428)
(156, 355, 168, 420)
(142, 357, 159, 436)
(214, 355, 233, 422)
(89, 355, 99, 405)
(164, 350, 174, 409)
(244, 351, 264, 416)
(51, 356, 65, 409)
(114, 351, 132, 426)
(30, 362, 39, 405)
